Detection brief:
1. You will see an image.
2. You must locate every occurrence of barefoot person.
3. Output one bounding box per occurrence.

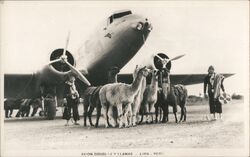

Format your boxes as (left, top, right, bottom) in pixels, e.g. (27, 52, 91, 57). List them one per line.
(204, 65, 225, 120)
(63, 75, 80, 126)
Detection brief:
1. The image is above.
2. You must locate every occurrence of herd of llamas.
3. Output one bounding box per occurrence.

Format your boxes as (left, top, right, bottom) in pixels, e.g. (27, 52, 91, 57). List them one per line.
(83, 66, 188, 128)
(4, 66, 188, 129)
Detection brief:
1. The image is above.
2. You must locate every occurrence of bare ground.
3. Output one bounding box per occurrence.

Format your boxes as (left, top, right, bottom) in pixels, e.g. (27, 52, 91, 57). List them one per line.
(2, 100, 247, 156)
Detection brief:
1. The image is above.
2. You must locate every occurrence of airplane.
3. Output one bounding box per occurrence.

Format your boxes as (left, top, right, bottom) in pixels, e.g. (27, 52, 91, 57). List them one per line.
(4, 9, 234, 120)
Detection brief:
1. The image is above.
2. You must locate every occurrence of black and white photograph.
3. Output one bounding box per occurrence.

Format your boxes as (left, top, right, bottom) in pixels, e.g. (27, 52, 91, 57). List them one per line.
(0, 1, 249, 157)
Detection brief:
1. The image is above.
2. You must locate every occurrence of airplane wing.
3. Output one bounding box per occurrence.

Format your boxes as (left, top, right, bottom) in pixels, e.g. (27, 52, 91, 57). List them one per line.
(4, 73, 39, 99)
(117, 73, 235, 85)
(4, 73, 87, 99)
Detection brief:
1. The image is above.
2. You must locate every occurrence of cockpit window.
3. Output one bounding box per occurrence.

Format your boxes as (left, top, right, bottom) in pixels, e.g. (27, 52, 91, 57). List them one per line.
(108, 10, 132, 25)
(113, 11, 132, 19)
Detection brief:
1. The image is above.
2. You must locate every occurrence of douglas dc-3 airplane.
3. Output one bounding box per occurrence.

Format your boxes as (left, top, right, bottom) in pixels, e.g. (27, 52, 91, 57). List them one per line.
(4, 10, 234, 119)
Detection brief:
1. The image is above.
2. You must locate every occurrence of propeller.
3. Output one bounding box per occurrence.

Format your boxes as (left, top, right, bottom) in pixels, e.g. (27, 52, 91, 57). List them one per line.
(49, 32, 91, 86)
(155, 54, 185, 68)
(64, 61, 91, 86)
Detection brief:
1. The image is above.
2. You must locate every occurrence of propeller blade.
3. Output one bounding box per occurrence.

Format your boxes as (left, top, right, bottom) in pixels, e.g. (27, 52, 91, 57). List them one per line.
(49, 58, 61, 65)
(62, 31, 70, 57)
(155, 54, 165, 61)
(64, 61, 91, 86)
(169, 54, 185, 61)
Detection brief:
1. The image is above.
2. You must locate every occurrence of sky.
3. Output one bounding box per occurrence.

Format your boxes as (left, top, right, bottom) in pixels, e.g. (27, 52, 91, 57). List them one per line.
(1, 1, 249, 95)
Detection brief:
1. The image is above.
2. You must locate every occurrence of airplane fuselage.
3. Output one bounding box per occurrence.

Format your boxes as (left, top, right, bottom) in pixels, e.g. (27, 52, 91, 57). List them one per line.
(4, 10, 152, 99)
(77, 13, 151, 85)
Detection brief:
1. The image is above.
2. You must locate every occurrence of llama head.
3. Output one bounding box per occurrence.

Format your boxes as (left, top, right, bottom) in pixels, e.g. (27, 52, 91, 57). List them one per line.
(161, 68, 170, 83)
(108, 67, 120, 76)
(133, 65, 140, 79)
(152, 69, 159, 80)
(138, 66, 151, 77)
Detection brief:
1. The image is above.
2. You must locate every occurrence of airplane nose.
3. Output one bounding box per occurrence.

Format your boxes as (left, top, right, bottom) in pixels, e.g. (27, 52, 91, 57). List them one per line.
(134, 19, 153, 32)
(144, 21, 153, 31)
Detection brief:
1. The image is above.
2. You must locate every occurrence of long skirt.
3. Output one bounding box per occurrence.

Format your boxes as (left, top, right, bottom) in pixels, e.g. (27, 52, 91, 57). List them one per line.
(208, 92, 222, 114)
(63, 97, 80, 121)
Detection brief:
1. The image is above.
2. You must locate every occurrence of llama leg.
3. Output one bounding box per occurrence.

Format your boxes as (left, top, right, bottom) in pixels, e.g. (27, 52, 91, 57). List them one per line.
(131, 103, 137, 127)
(173, 105, 178, 123)
(139, 105, 144, 124)
(145, 103, 150, 124)
(102, 103, 109, 128)
(149, 103, 154, 124)
(132, 113, 137, 126)
(128, 104, 132, 127)
(83, 103, 88, 127)
(108, 106, 116, 127)
(162, 108, 166, 123)
(95, 105, 101, 128)
(83, 97, 90, 126)
(124, 103, 132, 128)
(139, 110, 144, 124)
(9, 109, 13, 117)
(155, 106, 158, 123)
(31, 107, 38, 117)
(122, 103, 129, 127)
(113, 106, 119, 127)
(180, 108, 184, 122)
(88, 106, 95, 126)
(117, 104, 123, 128)
(16, 110, 20, 117)
(162, 105, 168, 123)
(5, 109, 9, 118)
(183, 106, 187, 122)
(159, 107, 162, 122)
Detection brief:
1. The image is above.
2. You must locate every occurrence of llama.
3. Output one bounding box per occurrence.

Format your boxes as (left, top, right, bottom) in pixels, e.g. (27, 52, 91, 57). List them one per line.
(139, 70, 158, 124)
(130, 65, 147, 126)
(4, 99, 23, 118)
(30, 98, 42, 117)
(99, 66, 150, 128)
(155, 68, 188, 123)
(82, 86, 102, 127)
(15, 99, 32, 117)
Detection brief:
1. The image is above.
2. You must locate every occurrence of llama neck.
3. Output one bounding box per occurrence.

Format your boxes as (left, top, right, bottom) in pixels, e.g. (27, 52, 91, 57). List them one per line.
(151, 76, 158, 88)
(131, 73, 144, 93)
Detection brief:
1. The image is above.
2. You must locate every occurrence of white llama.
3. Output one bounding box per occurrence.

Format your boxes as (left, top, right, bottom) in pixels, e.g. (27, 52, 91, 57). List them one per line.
(99, 66, 150, 128)
(140, 70, 158, 123)
(131, 65, 147, 126)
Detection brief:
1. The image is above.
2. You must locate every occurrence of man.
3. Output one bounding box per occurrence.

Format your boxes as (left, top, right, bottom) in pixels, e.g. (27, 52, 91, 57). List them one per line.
(204, 65, 225, 120)
(63, 75, 80, 126)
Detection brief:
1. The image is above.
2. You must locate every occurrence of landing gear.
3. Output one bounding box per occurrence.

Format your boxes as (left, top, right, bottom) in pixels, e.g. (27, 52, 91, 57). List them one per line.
(40, 86, 57, 120)
(44, 97, 57, 120)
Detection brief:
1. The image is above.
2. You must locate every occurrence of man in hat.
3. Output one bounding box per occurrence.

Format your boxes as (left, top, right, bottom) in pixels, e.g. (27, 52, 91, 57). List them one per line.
(204, 65, 225, 120)
(63, 75, 80, 126)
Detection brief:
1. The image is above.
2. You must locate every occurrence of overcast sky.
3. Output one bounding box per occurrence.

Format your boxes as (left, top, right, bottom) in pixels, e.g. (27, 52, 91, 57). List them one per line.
(1, 1, 249, 95)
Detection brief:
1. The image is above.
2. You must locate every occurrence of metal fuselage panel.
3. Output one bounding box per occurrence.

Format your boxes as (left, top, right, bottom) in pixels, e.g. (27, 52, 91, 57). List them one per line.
(4, 14, 151, 99)
(77, 14, 150, 85)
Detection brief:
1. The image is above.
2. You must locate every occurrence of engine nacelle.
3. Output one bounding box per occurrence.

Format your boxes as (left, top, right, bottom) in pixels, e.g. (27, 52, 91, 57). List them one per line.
(146, 53, 172, 71)
(37, 48, 76, 85)
(50, 48, 75, 73)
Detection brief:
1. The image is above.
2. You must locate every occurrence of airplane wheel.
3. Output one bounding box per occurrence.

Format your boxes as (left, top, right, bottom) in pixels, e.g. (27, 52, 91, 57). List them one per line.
(45, 99, 56, 120)
(39, 111, 44, 116)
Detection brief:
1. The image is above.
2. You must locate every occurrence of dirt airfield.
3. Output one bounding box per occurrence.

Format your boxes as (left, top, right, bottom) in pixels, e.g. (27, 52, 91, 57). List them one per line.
(2, 99, 248, 156)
